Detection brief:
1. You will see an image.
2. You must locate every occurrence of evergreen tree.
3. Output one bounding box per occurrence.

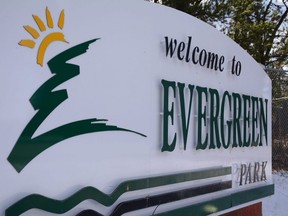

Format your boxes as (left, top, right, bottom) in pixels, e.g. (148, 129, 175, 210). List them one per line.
(223, 0, 288, 67)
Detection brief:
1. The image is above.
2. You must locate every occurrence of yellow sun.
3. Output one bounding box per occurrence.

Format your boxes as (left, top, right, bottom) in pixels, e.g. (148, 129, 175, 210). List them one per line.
(19, 7, 68, 67)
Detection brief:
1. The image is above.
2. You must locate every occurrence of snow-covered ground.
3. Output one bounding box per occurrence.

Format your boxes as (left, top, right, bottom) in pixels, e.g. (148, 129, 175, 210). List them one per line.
(263, 171, 288, 216)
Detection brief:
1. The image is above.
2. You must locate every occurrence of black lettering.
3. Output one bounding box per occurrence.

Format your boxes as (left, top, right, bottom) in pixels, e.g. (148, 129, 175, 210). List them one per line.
(199, 49, 207, 66)
(185, 36, 192, 62)
(165, 37, 177, 58)
(177, 42, 185, 60)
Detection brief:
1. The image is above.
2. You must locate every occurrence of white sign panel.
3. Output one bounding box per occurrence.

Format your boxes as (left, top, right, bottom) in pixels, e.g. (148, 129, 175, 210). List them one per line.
(0, 0, 273, 215)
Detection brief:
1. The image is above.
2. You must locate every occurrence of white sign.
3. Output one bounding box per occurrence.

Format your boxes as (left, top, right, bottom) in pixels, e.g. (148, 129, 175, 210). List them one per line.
(0, 0, 273, 215)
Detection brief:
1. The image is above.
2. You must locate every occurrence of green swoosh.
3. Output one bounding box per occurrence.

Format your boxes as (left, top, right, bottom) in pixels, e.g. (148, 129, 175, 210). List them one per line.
(5, 167, 231, 216)
(7, 39, 146, 173)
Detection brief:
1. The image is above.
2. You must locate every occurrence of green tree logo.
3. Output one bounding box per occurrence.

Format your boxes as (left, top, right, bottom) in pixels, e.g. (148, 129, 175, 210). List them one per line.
(8, 8, 146, 173)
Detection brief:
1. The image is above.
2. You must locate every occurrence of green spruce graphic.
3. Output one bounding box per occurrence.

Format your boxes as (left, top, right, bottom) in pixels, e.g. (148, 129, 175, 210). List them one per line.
(7, 38, 146, 173)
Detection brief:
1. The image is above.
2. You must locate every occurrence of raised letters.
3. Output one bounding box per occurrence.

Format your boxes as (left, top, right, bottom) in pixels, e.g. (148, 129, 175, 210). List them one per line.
(239, 161, 267, 186)
(164, 36, 225, 72)
(161, 79, 268, 151)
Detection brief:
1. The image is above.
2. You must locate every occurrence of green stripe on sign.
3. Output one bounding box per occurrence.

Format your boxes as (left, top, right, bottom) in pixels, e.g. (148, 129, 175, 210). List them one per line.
(155, 184, 274, 216)
(5, 167, 231, 216)
(231, 184, 275, 207)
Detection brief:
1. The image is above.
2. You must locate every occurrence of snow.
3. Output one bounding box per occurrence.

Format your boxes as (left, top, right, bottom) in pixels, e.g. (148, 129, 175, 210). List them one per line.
(263, 171, 288, 216)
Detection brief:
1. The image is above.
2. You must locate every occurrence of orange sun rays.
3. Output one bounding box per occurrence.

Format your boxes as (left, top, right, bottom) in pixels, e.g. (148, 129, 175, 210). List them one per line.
(19, 7, 68, 67)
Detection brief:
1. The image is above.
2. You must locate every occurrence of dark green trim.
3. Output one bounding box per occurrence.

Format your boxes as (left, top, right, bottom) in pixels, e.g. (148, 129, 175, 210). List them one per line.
(231, 184, 274, 207)
(76, 181, 232, 216)
(5, 167, 231, 216)
(110, 181, 232, 216)
(156, 184, 274, 216)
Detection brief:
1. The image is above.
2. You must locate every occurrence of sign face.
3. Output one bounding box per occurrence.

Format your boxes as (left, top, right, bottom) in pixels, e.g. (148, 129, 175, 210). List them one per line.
(0, 0, 273, 215)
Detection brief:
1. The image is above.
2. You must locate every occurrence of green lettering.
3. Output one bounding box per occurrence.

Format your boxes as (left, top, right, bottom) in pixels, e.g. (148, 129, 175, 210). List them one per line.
(178, 82, 194, 150)
(196, 86, 208, 150)
(221, 91, 232, 149)
(251, 97, 260, 146)
(259, 98, 268, 146)
(232, 93, 242, 147)
(161, 79, 177, 152)
(209, 88, 221, 149)
(243, 95, 251, 147)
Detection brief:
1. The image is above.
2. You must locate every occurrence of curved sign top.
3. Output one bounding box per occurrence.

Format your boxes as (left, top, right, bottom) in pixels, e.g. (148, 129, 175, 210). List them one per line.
(0, 0, 272, 215)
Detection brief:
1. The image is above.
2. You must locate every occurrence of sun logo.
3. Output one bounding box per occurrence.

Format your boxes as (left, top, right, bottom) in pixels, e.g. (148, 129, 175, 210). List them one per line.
(8, 7, 147, 173)
(18, 7, 68, 66)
